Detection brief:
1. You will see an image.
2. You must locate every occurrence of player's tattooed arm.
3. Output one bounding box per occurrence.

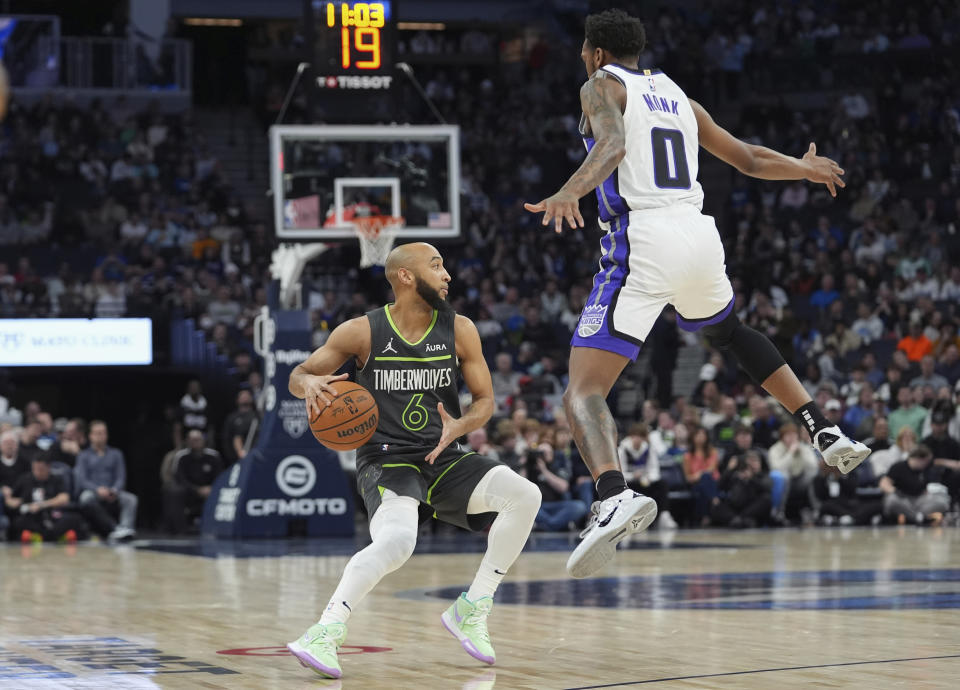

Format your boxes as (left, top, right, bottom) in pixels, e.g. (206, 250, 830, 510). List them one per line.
(425, 316, 494, 464)
(524, 74, 626, 233)
(290, 316, 368, 416)
(563, 75, 627, 197)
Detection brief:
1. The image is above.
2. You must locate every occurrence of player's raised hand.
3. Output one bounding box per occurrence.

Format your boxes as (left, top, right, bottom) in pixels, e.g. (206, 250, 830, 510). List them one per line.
(425, 402, 462, 464)
(303, 372, 349, 418)
(802, 142, 845, 198)
(524, 191, 584, 234)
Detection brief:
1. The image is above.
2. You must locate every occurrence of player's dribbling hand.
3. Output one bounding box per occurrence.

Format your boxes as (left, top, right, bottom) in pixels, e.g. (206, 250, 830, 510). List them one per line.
(524, 191, 584, 234)
(303, 372, 350, 418)
(425, 402, 462, 465)
(801, 142, 845, 197)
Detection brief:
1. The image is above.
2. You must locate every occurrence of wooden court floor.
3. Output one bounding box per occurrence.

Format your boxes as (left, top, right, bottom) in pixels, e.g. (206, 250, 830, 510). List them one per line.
(2, 527, 958, 689)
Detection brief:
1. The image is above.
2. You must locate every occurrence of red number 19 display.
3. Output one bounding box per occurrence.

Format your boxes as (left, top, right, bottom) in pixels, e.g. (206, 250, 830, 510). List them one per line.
(326, 2, 386, 70)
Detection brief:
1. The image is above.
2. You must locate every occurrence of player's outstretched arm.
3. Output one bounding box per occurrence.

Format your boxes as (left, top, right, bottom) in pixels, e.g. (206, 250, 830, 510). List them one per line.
(289, 316, 369, 418)
(524, 75, 626, 233)
(690, 98, 845, 197)
(425, 315, 495, 464)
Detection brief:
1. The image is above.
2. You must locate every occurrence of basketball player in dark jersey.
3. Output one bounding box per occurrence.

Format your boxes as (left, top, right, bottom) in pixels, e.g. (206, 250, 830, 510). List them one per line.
(286, 242, 541, 679)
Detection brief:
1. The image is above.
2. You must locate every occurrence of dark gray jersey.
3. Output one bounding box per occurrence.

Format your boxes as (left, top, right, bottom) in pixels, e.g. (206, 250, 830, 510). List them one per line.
(356, 306, 461, 456)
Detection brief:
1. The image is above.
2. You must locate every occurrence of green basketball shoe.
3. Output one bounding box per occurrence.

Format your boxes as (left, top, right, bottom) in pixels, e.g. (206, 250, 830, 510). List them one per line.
(287, 622, 347, 678)
(441, 593, 495, 664)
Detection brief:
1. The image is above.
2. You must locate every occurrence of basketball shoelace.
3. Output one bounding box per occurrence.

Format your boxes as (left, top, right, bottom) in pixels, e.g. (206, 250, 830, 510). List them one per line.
(579, 501, 601, 538)
(464, 607, 492, 643)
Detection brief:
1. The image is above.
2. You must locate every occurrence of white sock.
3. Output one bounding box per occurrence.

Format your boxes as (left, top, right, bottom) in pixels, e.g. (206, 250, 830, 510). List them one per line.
(465, 466, 541, 601)
(318, 492, 419, 625)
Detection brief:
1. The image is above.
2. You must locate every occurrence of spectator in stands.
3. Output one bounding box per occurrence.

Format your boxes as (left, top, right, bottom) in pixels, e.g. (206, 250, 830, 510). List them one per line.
(898, 320, 934, 363)
(3, 454, 85, 542)
(491, 352, 521, 412)
(710, 397, 740, 452)
(722, 424, 767, 474)
(809, 274, 839, 311)
(851, 302, 884, 345)
(870, 425, 918, 479)
(709, 450, 772, 528)
(911, 355, 949, 391)
(825, 320, 861, 359)
(888, 386, 927, 439)
(74, 421, 137, 541)
(0, 428, 28, 492)
(523, 442, 582, 531)
(842, 385, 876, 437)
(1, 428, 29, 538)
(175, 379, 210, 448)
(810, 464, 863, 526)
(205, 285, 242, 327)
(46, 418, 86, 468)
(699, 382, 724, 430)
(617, 423, 676, 529)
(748, 396, 780, 448)
(163, 429, 224, 534)
(683, 427, 720, 525)
(467, 427, 498, 461)
(17, 420, 42, 464)
(880, 445, 950, 525)
(937, 344, 960, 384)
(923, 410, 960, 486)
(35, 412, 56, 451)
(768, 423, 819, 522)
(863, 416, 892, 453)
(221, 390, 258, 464)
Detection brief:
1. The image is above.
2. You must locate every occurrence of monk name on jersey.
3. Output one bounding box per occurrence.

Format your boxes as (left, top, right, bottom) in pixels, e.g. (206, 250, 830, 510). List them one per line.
(373, 367, 454, 393)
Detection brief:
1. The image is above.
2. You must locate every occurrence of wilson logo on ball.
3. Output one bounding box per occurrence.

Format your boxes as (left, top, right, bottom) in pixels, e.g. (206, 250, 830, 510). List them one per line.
(336, 413, 378, 439)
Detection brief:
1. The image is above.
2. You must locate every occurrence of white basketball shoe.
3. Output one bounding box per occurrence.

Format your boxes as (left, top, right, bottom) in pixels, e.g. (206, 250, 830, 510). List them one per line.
(814, 425, 871, 474)
(566, 490, 657, 579)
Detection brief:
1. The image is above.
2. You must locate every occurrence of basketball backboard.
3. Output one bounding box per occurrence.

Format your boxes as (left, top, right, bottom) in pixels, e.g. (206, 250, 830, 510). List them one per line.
(270, 124, 461, 240)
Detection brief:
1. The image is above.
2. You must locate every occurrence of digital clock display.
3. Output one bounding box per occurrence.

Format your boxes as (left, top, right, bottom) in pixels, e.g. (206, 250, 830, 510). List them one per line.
(317, 2, 393, 72)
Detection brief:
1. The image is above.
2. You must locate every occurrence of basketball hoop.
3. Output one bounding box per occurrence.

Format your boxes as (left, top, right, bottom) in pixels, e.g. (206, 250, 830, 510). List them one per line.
(353, 215, 403, 268)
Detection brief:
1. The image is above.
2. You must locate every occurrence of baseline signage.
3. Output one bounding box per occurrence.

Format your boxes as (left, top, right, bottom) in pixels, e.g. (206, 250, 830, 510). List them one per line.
(0, 318, 153, 366)
(202, 296, 354, 538)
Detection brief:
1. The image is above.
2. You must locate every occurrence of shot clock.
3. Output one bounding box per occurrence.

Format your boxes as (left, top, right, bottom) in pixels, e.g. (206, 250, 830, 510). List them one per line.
(310, 1, 397, 121)
(314, 2, 395, 83)
(325, 1, 387, 69)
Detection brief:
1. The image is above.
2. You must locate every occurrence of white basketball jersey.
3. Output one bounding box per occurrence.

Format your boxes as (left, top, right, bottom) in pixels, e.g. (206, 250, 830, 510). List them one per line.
(580, 64, 704, 220)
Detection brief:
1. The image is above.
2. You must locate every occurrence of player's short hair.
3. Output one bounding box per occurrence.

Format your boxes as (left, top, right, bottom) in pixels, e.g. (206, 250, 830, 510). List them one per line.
(585, 9, 646, 58)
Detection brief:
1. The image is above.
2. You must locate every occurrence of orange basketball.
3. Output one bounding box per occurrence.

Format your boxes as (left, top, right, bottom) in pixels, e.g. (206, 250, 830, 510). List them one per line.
(309, 380, 379, 450)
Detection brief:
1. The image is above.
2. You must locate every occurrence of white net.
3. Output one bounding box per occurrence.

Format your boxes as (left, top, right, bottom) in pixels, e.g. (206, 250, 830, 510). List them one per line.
(354, 216, 403, 268)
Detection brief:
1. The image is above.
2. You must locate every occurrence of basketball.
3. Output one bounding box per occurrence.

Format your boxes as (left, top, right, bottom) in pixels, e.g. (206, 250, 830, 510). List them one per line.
(309, 380, 379, 450)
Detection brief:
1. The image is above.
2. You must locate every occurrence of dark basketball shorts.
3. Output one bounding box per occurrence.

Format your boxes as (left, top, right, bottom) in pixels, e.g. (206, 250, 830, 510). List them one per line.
(356, 445, 503, 531)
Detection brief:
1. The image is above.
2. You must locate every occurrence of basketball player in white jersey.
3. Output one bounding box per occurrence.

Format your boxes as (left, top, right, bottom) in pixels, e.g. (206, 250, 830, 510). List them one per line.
(524, 9, 870, 578)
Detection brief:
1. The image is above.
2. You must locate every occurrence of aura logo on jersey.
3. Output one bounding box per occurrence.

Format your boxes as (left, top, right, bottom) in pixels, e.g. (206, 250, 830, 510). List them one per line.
(276, 455, 317, 497)
(577, 304, 608, 337)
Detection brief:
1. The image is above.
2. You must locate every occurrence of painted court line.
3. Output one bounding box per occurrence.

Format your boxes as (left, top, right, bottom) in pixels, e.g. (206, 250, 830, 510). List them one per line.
(563, 653, 960, 689)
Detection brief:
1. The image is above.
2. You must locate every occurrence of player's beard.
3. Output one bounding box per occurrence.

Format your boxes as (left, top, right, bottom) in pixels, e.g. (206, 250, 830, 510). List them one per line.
(415, 276, 451, 312)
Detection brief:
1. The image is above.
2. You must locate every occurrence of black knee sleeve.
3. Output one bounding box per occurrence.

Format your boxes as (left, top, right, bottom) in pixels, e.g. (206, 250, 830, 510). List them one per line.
(701, 314, 786, 384)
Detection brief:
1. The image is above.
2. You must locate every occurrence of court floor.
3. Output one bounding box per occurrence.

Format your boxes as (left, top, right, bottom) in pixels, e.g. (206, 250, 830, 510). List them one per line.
(2, 526, 958, 689)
